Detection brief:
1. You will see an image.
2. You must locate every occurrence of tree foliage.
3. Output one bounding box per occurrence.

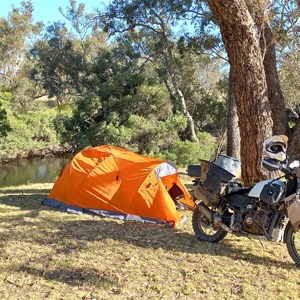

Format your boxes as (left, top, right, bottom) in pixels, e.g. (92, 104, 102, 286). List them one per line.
(0, 102, 11, 138)
(2, 0, 300, 176)
(0, 1, 42, 85)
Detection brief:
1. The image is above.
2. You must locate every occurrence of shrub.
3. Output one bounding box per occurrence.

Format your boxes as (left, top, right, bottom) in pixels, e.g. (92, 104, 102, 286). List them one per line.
(78, 119, 134, 151)
(158, 132, 217, 167)
(0, 105, 63, 161)
(125, 114, 187, 154)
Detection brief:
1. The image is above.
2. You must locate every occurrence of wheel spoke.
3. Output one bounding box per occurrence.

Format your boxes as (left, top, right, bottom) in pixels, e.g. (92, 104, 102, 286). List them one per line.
(197, 214, 221, 235)
(192, 203, 227, 243)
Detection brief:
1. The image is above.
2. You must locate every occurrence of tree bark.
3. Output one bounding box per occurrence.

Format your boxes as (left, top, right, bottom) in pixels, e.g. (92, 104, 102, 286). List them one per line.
(288, 118, 300, 162)
(227, 69, 240, 159)
(257, 11, 300, 163)
(257, 14, 287, 135)
(207, 0, 273, 185)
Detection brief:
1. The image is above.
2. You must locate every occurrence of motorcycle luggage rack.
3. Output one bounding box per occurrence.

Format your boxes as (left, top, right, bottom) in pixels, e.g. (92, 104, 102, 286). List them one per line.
(199, 160, 236, 197)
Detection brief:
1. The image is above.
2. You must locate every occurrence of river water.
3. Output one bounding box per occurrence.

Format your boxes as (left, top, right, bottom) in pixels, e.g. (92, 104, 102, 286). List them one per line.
(0, 156, 72, 187)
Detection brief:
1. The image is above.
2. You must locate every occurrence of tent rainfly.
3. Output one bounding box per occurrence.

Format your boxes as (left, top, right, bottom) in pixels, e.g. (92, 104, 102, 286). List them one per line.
(43, 145, 195, 227)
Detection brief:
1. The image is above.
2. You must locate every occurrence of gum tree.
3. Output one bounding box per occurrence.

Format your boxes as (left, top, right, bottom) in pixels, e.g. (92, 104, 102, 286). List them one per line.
(100, 0, 199, 142)
(207, 0, 273, 184)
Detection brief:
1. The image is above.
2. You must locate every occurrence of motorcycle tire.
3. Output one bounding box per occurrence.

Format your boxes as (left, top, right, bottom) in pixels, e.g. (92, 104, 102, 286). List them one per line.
(286, 222, 300, 266)
(192, 204, 227, 243)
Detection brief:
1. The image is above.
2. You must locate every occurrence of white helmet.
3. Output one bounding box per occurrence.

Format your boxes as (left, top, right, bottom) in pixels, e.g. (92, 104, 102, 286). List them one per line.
(264, 135, 288, 162)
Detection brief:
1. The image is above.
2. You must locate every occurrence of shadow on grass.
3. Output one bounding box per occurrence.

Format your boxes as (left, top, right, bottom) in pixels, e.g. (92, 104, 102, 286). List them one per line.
(0, 186, 297, 273)
(2, 216, 298, 289)
(18, 265, 118, 287)
(0, 185, 50, 212)
(33, 218, 298, 270)
(0, 193, 49, 211)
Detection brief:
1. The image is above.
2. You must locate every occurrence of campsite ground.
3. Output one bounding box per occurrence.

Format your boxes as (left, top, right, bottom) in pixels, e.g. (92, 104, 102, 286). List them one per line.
(0, 178, 300, 299)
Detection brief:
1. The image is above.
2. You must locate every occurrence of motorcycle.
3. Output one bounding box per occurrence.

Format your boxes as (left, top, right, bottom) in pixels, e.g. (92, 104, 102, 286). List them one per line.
(188, 155, 300, 266)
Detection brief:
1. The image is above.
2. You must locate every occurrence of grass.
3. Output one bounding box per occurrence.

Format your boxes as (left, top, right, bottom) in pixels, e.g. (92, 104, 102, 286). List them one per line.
(0, 178, 300, 299)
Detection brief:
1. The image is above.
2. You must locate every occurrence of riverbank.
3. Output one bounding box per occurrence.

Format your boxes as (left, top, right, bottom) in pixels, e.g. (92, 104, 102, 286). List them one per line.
(0, 145, 74, 163)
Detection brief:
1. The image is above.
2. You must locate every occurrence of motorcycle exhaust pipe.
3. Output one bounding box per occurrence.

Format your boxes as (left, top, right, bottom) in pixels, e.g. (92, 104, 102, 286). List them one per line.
(197, 204, 272, 240)
(198, 203, 232, 233)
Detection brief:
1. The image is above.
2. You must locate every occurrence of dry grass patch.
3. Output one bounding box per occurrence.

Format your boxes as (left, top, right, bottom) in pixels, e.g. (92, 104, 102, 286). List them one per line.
(1, 182, 300, 299)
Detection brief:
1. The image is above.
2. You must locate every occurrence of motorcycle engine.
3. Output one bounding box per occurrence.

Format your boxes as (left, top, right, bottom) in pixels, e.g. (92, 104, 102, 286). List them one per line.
(226, 194, 273, 235)
(241, 209, 272, 234)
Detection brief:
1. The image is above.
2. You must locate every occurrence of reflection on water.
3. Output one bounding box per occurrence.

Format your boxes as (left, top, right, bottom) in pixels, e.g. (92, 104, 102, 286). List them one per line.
(0, 156, 72, 187)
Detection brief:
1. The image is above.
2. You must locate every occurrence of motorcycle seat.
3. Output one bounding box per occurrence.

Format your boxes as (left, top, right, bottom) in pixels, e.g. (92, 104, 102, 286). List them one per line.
(229, 186, 252, 195)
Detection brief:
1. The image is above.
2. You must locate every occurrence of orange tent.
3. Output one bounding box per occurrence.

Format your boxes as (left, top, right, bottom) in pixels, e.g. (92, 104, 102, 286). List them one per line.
(43, 145, 195, 227)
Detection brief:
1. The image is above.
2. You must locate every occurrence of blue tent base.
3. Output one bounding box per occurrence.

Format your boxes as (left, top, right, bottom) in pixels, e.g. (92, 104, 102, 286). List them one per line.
(42, 198, 179, 227)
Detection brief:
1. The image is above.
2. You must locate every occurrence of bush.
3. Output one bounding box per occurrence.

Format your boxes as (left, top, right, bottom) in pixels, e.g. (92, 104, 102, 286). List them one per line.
(125, 114, 187, 154)
(158, 132, 217, 167)
(70, 112, 216, 168)
(53, 104, 74, 142)
(88, 121, 134, 149)
(0, 102, 11, 138)
(0, 105, 63, 161)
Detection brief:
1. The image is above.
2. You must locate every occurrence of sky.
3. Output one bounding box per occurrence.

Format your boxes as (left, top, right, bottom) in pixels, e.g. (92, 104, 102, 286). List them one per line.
(0, 0, 110, 25)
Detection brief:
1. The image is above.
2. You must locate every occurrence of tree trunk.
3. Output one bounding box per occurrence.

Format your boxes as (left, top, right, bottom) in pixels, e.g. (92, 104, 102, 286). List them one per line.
(287, 118, 300, 162)
(163, 51, 199, 143)
(256, 4, 300, 161)
(207, 0, 273, 185)
(257, 14, 287, 135)
(227, 69, 240, 159)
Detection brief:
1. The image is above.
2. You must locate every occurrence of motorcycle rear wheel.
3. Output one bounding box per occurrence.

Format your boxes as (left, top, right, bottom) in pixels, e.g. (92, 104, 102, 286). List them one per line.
(192, 204, 227, 243)
(286, 222, 300, 266)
